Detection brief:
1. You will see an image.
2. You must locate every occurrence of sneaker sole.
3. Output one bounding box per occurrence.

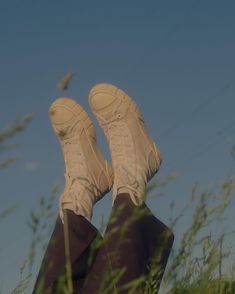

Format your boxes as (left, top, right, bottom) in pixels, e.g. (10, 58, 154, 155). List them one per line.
(89, 83, 161, 168)
(49, 97, 113, 189)
(89, 83, 143, 120)
(49, 97, 96, 140)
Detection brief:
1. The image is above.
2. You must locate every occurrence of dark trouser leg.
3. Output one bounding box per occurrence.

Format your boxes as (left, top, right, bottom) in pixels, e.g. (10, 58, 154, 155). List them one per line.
(81, 193, 174, 294)
(33, 210, 101, 294)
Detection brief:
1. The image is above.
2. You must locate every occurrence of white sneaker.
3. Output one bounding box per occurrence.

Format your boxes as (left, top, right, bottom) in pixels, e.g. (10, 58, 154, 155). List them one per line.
(88, 83, 161, 206)
(49, 97, 113, 222)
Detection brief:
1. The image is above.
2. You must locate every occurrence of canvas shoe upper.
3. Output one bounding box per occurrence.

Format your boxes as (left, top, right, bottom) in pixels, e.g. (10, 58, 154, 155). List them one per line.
(88, 83, 161, 206)
(49, 97, 113, 222)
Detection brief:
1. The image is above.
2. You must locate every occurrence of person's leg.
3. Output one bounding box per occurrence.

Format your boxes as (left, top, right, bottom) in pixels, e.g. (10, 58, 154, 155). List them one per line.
(81, 193, 174, 294)
(33, 210, 102, 293)
(33, 97, 113, 293)
(85, 83, 174, 293)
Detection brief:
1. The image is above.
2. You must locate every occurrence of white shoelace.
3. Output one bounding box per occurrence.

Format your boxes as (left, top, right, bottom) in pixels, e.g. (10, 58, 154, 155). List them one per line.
(59, 132, 105, 218)
(62, 135, 87, 180)
(103, 119, 146, 200)
(59, 134, 92, 215)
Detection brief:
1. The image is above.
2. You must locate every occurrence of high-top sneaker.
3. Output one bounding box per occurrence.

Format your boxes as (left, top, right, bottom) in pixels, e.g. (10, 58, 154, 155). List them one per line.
(88, 83, 161, 206)
(49, 97, 113, 222)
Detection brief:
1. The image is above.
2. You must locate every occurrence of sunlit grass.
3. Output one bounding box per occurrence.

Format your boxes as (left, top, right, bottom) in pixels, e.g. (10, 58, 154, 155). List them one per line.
(1, 116, 235, 293)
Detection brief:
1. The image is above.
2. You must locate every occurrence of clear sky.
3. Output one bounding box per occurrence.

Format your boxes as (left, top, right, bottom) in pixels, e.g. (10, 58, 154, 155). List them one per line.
(0, 0, 235, 293)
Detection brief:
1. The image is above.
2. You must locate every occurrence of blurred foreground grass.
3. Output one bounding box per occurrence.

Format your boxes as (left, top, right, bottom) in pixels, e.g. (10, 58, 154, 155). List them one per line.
(22, 175, 235, 294)
(1, 116, 235, 294)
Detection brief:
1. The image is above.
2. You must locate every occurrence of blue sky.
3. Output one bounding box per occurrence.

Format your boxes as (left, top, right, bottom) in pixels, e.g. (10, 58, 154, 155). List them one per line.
(0, 0, 235, 293)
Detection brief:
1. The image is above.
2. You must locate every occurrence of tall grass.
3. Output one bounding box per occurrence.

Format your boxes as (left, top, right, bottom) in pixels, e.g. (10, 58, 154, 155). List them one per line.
(165, 178, 235, 294)
(26, 175, 235, 293)
(1, 115, 235, 293)
(0, 115, 32, 293)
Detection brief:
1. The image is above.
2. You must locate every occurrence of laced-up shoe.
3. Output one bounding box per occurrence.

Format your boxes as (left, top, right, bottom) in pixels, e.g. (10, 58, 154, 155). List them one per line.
(49, 97, 113, 222)
(88, 83, 161, 206)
